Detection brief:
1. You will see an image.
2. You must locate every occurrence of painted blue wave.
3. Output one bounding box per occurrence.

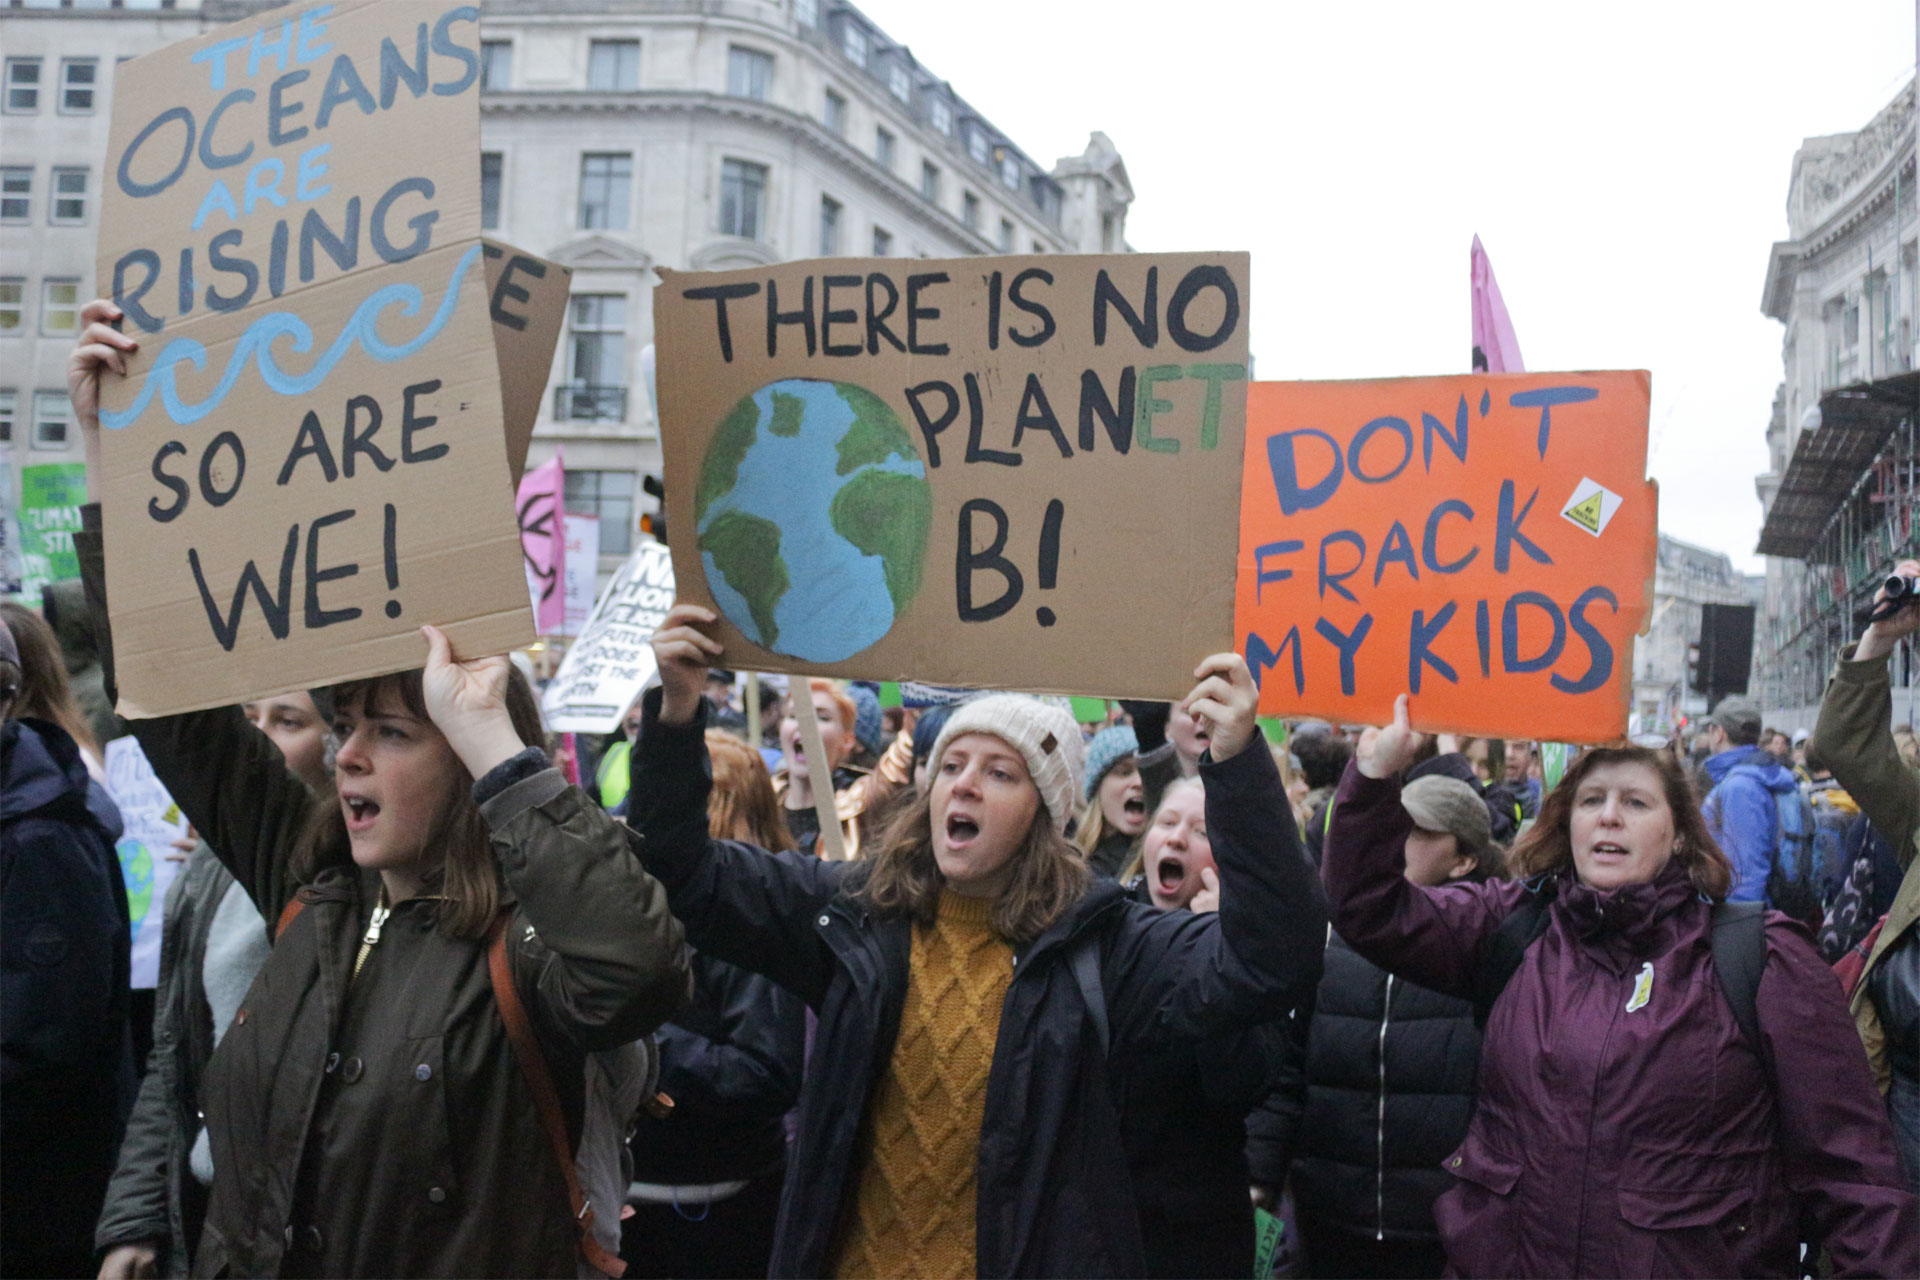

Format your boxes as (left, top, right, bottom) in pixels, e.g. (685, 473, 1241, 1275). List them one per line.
(102, 243, 485, 431)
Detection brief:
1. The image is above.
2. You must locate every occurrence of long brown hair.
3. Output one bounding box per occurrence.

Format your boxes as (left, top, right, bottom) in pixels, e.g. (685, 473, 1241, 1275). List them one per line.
(857, 788, 1090, 945)
(0, 602, 98, 755)
(706, 729, 796, 852)
(291, 664, 546, 939)
(1508, 744, 1733, 900)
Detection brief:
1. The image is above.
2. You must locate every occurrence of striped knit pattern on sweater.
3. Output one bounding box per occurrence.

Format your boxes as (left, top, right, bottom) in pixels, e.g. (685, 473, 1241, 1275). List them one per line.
(830, 890, 1014, 1280)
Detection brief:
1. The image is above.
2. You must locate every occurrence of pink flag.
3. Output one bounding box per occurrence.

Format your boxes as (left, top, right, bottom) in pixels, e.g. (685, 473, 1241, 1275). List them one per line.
(1471, 235, 1525, 373)
(517, 452, 566, 634)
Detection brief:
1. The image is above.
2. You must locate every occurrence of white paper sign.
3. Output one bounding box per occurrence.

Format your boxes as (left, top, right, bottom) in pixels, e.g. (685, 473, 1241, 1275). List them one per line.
(104, 736, 188, 989)
(541, 539, 676, 733)
(561, 514, 601, 637)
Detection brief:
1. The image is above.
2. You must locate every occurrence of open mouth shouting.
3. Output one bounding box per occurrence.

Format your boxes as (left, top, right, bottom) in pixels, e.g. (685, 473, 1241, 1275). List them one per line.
(342, 791, 382, 834)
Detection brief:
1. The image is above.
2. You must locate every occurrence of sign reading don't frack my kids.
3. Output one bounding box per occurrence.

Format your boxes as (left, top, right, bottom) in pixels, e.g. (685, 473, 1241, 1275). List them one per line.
(94, 0, 531, 718)
(654, 253, 1251, 700)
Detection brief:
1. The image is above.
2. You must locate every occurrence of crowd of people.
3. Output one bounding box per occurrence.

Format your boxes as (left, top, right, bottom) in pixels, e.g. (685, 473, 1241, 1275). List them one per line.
(1, 300, 1917, 1278)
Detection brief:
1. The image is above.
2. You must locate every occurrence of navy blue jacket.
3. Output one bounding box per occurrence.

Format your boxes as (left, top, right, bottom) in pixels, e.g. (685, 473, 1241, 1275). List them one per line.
(629, 689, 1326, 1278)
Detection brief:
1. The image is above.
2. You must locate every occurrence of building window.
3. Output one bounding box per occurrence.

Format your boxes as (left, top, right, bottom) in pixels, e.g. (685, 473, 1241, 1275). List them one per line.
(962, 191, 980, 231)
(875, 127, 895, 170)
(1843, 300, 1860, 347)
(720, 159, 767, 240)
(929, 97, 952, 135)
(480, 41, 511, 91)
(0, 279, 21, 334)
(0, 390, 13, 444)
(920, 161, 940, 202)
(49, 167, 87, 225)
(872, 226, 892, 256)
(1000, 153, 1019, 190)
(888, 63, 911, 103)
(997, 217, 1013, 252)
(819, 196, 841, 256)
(561, 294, 627, 422)
(794, 0, 818, 26)
(565, 471, 635, 557)
(4, 59, 41, 114)
(480, 152, 502, 230)
(587, 40, 639, 91)
(841, 23, 867, 68)
(727, 46, 772, 100)
(578, 153, 631, 230)
(32, 389, 70, 449)
(41, 279, 79, 335)
(59, 58, 97, 113)
(823, 89, 846, 135)
(969, 128, 989, 166)
(0, 168, 30, 223)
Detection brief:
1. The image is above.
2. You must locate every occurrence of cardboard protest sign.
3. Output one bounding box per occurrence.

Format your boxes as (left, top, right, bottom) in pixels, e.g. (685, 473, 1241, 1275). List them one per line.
(517, 453, 564, 633)
(1235, 372, 1656, 743)
(94, 0, 533, 718)
(654, 253, 1250, 700)
(561, 513, 600, 635)
(13, 462, 87, 608)
(541, 539, 674, 733)
(104, 736, 188, 989)
(481, 240, 570, 486)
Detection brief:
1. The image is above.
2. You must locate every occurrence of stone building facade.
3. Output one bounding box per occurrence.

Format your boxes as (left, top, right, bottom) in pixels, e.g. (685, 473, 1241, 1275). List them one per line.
(1, 0, 1135, 585)
(1630, 533, 1765, 737)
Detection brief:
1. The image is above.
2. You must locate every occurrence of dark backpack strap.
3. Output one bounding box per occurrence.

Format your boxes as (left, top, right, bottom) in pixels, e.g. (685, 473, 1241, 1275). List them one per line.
(486, 913, 628, 1279)
(1070, 934, 1109, 1059)
(1709, 900, 1767, 1055)
(1471, 881, 1556, 1029)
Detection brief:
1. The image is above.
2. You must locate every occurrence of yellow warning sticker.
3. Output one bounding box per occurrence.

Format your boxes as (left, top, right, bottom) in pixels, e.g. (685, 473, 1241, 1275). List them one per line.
(1560, 477, 1622, 537)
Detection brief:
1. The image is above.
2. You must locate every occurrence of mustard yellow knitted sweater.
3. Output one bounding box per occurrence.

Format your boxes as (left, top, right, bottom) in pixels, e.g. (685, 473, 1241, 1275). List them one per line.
(830, 891, 1013, 1279)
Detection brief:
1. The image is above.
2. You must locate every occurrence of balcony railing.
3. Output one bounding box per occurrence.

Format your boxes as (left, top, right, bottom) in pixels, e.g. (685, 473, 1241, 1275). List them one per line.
(554, 384, 628, 422)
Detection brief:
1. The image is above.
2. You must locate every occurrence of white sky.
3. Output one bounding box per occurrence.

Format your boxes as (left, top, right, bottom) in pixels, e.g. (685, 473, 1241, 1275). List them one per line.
(855, 0, 1918, 574)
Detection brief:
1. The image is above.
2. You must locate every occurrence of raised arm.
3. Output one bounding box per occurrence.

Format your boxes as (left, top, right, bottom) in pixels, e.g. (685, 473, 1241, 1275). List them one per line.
(1811, 562, 1920, 867)
(1321, 695, 1522, 997)
(1105, 654, 1328, 1045)
(626, 604, 846, 1007)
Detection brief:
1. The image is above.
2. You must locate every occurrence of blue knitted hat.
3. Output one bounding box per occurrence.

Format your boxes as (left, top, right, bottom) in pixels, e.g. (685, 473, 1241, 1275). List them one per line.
(848, 683, 884, 756)
(1083, 725, 1139, 802)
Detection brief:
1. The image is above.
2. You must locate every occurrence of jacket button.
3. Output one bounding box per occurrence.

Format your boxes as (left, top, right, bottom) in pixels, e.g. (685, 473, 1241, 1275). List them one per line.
(325, 1052, 340, 1074)
(235, 1009, 248, 1026)
(284, 1226, 294, 1248)
(428, 1186, 447, 1204)
(305, 1226, 323, 1252)
(818, 915, 830, 926)
(1449, 1156, 1462, 1168)
(340, 1056, 364, 1084)
(414, 1063, 432, 1082)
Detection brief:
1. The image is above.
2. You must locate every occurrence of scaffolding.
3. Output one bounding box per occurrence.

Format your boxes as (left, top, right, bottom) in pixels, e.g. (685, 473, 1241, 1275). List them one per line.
(1755, 372, 1920, 712)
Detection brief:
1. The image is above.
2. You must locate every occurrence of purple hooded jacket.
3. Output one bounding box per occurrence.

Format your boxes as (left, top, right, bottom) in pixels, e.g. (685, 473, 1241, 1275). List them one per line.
(1323, 762, 1916, 1278)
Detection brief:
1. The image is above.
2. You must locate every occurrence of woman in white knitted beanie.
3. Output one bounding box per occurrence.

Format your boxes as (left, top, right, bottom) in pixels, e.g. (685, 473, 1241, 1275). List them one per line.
(635, 602, 1327, 1279)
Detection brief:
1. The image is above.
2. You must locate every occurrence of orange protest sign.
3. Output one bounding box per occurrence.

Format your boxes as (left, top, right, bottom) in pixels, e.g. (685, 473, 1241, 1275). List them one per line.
(1234, 372, 1656, 743)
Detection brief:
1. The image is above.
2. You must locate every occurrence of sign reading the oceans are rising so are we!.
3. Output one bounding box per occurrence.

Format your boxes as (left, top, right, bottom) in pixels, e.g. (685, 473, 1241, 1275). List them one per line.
(654, 253, 1251, 701)
(94, 0, 534, 719)
(1235, 372, 1657, 743)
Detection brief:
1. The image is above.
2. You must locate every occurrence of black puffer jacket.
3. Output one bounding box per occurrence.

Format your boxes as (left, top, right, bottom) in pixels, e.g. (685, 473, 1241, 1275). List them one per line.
(629, 689, 1326, 1278)
(1249, 928, 1479, 1244)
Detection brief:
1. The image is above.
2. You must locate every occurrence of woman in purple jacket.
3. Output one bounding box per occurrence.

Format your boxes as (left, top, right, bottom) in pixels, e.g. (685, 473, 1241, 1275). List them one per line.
(1324, 694, 1917, 1278)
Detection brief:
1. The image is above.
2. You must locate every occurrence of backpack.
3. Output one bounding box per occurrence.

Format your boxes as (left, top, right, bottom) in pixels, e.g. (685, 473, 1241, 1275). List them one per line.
(276, 896, 649, 1278)
(1707, 765, 1821, 925)
(1469, 879, 1767, 1054)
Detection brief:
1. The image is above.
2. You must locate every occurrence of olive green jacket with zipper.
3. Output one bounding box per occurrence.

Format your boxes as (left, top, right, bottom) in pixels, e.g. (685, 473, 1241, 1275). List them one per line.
(78, 506, 691, 1277)
(1810, 643, 1920, 1092)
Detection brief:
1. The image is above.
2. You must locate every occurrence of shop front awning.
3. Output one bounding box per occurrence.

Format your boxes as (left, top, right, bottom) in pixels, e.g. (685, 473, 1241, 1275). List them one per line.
(1756, 370, 1920, 559)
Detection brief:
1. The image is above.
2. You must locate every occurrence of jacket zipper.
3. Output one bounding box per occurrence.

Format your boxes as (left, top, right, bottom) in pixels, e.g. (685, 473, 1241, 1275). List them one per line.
(352, 892, 391, 982)
(1376, 974, 1393, 1241)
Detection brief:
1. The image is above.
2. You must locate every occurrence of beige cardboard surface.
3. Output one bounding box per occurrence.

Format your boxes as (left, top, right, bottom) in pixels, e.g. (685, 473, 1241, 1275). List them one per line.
(654, 253, 1249, 700)
(94, 0, 531, 717)
(482, 240, 570, 486)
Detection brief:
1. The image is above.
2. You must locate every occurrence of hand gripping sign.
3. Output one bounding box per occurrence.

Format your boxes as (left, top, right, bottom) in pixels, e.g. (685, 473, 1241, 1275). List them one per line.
(1235, 372, 1657, 743)
(94, 1, 542, 718)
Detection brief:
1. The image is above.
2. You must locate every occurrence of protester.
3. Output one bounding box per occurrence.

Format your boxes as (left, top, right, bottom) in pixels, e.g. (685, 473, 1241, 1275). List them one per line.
(95, 692, 331, 1280)
(1700, 695, 1821, 922)
(40, 578, 121, 752)
(634, 603, 1326, 1276)
(1256, 774, 1501, 1279)
(2, 601, 109, 784)
(1167, 697, 1211, 777)
(1323, 692, 1917, 1275)
(1501, 739, 1541, 818)
(68, 303, 692, 1277)
(1295, 729, 1354, 863)
(1764, 727, 1795, 768)
(2, 607, 133, 1280)
(1079, 725, 1148, 877)
(774, 678, 862, 856)
(622, 731, 806, 1280)
(1809, 558, 1920, 1191)
(1126, 776, 1224, 911)
(595, 695, 645, 811)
